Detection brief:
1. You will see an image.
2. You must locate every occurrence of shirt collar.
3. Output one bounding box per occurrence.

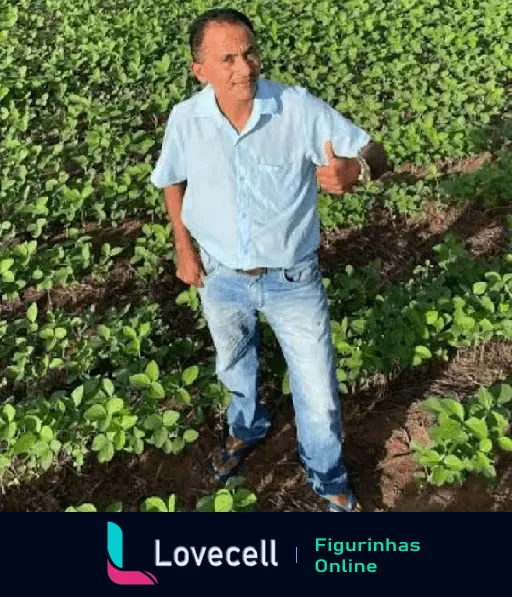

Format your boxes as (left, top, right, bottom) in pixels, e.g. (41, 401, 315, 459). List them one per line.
(192, 77, 278, 124)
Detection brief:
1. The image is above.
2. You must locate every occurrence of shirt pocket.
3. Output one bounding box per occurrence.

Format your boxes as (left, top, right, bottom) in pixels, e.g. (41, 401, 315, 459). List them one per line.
(253, 159, 303, 214)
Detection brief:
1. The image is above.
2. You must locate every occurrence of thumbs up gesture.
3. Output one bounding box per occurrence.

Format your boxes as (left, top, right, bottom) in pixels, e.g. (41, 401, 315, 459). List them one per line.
(315, 140, 361, 195)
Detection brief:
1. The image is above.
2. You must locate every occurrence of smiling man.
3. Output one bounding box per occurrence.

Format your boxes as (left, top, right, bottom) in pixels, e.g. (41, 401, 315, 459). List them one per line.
(151, 8, 390, 512)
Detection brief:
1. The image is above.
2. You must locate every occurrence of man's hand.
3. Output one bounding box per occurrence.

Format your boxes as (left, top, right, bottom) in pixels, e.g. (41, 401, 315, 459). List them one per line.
(315, 141, 361, 195)
(176, 245, 205, 287)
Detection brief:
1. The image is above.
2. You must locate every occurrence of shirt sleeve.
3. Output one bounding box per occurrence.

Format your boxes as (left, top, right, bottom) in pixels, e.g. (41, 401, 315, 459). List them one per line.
(299, 87, 371, 165)
(150, 107, 187, 188)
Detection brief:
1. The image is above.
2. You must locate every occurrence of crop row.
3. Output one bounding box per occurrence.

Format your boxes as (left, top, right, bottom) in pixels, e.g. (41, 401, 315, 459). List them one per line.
(2, 0, 511, 241)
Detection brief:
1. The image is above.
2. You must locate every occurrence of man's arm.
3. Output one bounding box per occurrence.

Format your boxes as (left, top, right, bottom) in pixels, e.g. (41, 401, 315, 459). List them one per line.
(164, 183, 205, 287)
(164, 183, 192, 253)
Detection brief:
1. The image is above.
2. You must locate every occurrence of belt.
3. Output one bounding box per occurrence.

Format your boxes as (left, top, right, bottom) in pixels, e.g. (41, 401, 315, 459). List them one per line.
(235, 267, 274, 276)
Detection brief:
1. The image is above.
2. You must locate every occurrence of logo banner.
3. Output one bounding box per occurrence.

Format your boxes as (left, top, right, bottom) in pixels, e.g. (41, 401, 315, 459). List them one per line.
(1, 513, 509, 591)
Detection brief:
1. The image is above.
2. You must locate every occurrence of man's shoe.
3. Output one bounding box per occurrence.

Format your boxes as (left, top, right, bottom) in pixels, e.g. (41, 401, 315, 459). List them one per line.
(326, 492, 361, 512)
(210, 436, 261, 484)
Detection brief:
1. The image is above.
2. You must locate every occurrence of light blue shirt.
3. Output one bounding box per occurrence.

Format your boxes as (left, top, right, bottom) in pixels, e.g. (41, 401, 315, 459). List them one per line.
(150, 77, 370, 269)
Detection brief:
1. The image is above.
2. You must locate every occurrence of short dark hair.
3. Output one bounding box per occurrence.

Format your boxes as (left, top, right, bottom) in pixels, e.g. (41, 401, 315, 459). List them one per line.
(189, 8, 256, 62)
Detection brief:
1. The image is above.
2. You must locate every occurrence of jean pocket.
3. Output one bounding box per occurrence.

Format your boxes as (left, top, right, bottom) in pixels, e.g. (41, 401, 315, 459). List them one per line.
(200, 248, 220, 279)
(281, 256, 319, 284)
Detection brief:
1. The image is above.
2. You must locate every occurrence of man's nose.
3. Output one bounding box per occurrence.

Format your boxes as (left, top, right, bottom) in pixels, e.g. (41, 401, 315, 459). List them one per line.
(235, 56, 253, 75)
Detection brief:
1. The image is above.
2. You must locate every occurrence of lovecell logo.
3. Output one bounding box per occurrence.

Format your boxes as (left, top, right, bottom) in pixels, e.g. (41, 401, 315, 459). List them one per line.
(107, 522, 158, 585)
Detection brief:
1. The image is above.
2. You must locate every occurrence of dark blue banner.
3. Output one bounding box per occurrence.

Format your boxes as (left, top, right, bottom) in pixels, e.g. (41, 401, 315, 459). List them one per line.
(3, 514, 509, 591)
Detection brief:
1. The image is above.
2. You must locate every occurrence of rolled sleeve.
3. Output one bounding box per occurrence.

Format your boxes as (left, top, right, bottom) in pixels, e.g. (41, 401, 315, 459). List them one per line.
(300, 88, 371, 165)
(150, 107, 187, 188)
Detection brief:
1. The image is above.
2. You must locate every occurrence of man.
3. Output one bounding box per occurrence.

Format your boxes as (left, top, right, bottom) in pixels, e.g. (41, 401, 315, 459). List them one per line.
(150, 8, 389, 512)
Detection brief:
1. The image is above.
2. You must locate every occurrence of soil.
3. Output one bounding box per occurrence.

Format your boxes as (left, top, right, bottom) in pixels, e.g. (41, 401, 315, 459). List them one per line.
(1, 150, 511, 513)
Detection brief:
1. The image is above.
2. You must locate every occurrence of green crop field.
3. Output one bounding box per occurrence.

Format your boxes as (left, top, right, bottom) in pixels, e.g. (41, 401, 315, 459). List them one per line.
(1, 0, 511, 512)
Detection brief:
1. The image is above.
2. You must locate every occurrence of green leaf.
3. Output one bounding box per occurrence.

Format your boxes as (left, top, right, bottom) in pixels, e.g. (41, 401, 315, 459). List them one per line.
(0, 259, 14, 274)
(27, 302, 38, 323)
(195, 494, 215, 512)
(121, 415, 138, 430)
(98, 441, 114, 463)
(178, 388, 192, 404)
(476, 388, 494, 410)
(497, 436, 512, 452)
(472, 451, 492, 473)
(71, 385, 84, 407)
(102, 379, 115, 397)
(139, 322, 151, 337)
(150, 382, 165, 400)
(479, 438, 493, 453)
(465, 417, 489, 439)
(421, 396, 444, 414)
(40, 425, 54, 443)
(444, 454, 464, 471)
(441, 398, 465, 421)
(129, 373, 151, 387)
(105, 502, 123, 512)
(133, 438, 144, 454)
(182, 365, 199, 386)
(431, 466, 448, 486)
(32, 440, 50, 456)
(76, 504, 97, 512)
(153, 427, 168, 448)
(106, 397, 124, 414)
(145, 360, 159, 382)
(144, 414, 162, 431)
(426, 310, 438, 325)
(483, 463, 497, 479)
(429, 419, 468, 444)
(114, 430, 126, 450)
(2, 404, 16, 423)
(122, 326, 138, 339)
(183, 429, 199, 443)
(5, 366, 21, 380)
(282, 370, 291, 395)
(92, 434, 107, 451)
(97, 325, 111, 340)
(85, 404, 107, 421)
(171, 437, 185, 454)
(460, 316, 476, 330)
(214, 489, 234, 512)
(234, 488, 257, 509)
(417, 449, 442, 467)
(351, 319, 366, 333)
(163, 410, 180, 427)
(54, 327, 67, 339)
(14, 432, 36, 454)
(1, 422, 16, 441)
(472, 282, 487, 295)
(415, 345, 432, 359)
(142, 497, 168, 512)
(168, 495, 176, 512)
(489, 410, 509, 434)
(494, 383, 512, 405)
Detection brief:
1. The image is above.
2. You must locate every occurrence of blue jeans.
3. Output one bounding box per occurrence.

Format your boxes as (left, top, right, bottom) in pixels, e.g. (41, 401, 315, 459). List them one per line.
(197, 247, 350, 498)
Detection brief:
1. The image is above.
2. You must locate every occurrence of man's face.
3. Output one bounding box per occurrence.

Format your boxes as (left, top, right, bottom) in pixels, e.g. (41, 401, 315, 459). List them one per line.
(191, 21, 261, 102)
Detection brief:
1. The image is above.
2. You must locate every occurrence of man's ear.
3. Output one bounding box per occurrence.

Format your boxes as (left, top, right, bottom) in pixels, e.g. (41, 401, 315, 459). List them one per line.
(191, 62, 207, 85)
